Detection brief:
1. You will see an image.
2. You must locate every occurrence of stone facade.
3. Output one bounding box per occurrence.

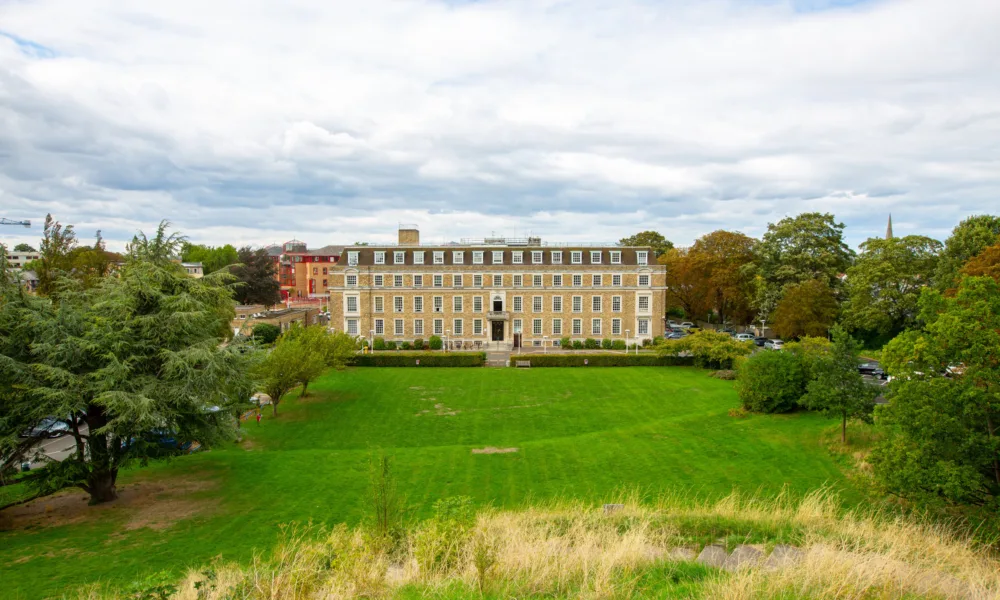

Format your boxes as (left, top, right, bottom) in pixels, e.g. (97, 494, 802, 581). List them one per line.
(328, 228, 667, 349)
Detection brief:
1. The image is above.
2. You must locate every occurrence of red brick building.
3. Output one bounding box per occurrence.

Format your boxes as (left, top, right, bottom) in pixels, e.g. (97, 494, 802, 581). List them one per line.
(266, 240, 343, 301)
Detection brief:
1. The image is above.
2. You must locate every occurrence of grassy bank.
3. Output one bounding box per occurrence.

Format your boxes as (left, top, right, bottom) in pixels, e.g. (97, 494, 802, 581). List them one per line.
(82, 490, 1000, 599)
(2, 367, 858, 598)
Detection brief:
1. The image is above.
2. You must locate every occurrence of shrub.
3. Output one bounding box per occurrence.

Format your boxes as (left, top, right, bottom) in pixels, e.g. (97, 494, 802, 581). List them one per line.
(652, 336, 665, 346)
(612, 340, 627, 350)
(413, 338, 424, 350)
(601, 338, 613, 350)
(507, 354, 694, 367)
(351, 352, 486, 367)
(709, 370, 737, 380)
(572, 340, 584, 350)
(642, 338, 653, 347)
(658, 330, 753, 369)
(385, 341, 396, 351)
(373, 337, 386, 351)
(428, 335, 443, 350)
(736, 350, 804, 413)
(252, 323, 281, 345)
(559, 336, 572, 350)
(401, 341, 412, 350)
(728, 407, 750, 418)
(584, 338, 599, 350)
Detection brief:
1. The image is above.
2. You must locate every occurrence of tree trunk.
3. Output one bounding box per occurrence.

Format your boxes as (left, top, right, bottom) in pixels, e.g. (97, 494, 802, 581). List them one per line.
(301, 380, 310, 398)
(86, 470, 118, 505)
(272, 401, 279, 417)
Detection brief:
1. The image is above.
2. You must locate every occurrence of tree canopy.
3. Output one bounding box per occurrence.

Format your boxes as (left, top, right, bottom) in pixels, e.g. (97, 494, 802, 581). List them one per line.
(842, 235, 942, 335)
(933, 214, 1000, 292)
(231, 246, 281, 307)
(873, 276, 1000, 506)
(689, 230, 757, 325)
(757, 212, 855, 290)
(959, 241, 1000, 285)
(662, 247, 711, 320)
(0, 227, 254, 505)
(800, 326, 876, 443)
(13, 243, 35, 252)
(619, 231, 673, 257)
(657, 329, 753, 369)
(181, 242, 239, 274)
(254, 326, 358, 414)
(772, 279, 839, 340)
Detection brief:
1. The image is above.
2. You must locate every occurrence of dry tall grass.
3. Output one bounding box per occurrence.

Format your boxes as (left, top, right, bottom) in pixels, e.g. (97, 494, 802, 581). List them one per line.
(110, 489, 999, 599)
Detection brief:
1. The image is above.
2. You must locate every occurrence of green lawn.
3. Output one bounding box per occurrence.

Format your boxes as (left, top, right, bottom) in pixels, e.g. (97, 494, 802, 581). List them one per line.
(0, 367, 855, 598)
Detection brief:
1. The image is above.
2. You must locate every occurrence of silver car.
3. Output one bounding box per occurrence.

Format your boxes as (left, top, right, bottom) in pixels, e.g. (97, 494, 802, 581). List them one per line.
(764, 339, 784, 350)
(735, 333, 754, 342)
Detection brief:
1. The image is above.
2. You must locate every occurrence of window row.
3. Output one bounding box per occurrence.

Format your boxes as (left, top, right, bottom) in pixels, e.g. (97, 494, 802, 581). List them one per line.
(345, 317, 652, 338)
(344, 273, 652, 288)
(346, 295, 652, 314)
(348, 249, 648, 267)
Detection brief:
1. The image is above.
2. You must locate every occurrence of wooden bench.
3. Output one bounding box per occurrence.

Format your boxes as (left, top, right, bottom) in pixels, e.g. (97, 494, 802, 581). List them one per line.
(515, 360, 531, 368)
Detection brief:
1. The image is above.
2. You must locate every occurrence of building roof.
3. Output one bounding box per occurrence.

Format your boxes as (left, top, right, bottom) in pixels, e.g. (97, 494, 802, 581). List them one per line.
(265, 244, 283, 257)
(305, 244, 344, 256)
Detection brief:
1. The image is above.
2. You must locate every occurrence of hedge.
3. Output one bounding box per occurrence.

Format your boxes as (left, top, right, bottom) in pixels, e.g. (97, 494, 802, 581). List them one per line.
(350, 352, 486, 367)
(507, 354, 695, 367)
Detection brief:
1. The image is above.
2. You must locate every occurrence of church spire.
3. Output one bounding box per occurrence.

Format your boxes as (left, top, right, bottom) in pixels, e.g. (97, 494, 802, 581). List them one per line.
(886, 214, 893, 240)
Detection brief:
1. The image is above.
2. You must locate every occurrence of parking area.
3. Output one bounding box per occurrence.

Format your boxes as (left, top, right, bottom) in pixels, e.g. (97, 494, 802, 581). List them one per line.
(19, 423, 88, 470)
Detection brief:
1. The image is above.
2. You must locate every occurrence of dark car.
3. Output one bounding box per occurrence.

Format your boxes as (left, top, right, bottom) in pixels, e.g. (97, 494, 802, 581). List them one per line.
(754, 337, 768, 347)
(20, 417, 71, 438)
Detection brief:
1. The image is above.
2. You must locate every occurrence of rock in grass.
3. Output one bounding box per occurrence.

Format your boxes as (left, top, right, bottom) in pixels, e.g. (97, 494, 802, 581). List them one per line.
(723, 545, 764, 571)
(764, 544, 803, 570)
(696, 544, 728, 568)
(603, 503, 624, 514)
(668, 547, 697, 561)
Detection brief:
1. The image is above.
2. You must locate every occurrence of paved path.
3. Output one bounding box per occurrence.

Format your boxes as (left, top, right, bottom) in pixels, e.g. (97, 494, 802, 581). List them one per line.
(486, 351, 511, 367)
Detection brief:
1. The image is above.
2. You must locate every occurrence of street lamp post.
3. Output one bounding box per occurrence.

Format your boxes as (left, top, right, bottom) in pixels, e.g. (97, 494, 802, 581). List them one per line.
(625, 329, 630, 354)
(369, 329, 374, 354)
(445, 329, 450, 352)
(543, 335, 548, 354)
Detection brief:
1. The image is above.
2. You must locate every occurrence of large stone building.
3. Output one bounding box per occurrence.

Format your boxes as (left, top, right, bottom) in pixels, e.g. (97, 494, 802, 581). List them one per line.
(267, 240, 343, 300)
(328, 226, 667, 349)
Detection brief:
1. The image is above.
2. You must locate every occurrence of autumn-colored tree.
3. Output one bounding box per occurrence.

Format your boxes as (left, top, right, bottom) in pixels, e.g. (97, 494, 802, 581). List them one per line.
(959, 241, 1000, 284)
(772, 279, 838, 340)
(661, 247, 711, 319)
(690, 230, 757, 325)
(933, 215, 1000, 292)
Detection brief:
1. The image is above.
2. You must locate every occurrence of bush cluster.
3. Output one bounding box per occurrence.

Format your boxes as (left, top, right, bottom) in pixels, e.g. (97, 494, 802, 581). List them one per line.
(556, 338, 628, 351)
(428, 335, 443, 350)
(351, 352, 486, 367)
(508, 354, 694, 367)
(735, 350, 804, 413)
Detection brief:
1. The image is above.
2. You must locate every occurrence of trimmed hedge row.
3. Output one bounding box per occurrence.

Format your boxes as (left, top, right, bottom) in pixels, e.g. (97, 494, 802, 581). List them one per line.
(508, 354, 695, 367)
(350, 352, 486, 367)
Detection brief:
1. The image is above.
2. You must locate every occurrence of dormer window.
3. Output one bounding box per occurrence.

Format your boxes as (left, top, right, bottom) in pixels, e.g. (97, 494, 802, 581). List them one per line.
(394, 251, 405, 264)
(374, 251, 385, 265)
(473, 251, 484, 264)
(637, 251, 648, 265)
(347, 251, 359, 266)
(492, 251, 504, 264)
(414, 251, 425, 265)
(433, 251, 444, 265)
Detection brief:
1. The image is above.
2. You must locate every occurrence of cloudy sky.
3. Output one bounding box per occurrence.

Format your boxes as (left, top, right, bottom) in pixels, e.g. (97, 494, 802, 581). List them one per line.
(1, 0, 998, 252)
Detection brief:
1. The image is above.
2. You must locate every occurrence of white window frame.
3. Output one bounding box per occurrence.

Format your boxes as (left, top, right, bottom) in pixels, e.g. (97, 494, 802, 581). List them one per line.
(533, 318, 543, 335)
(532, 251, 543, 264)
(374, 274, 384, 287)
(413, 251, 425, 265)
(552, 319, 562, 335)
(572, 318, 582, 335)
(492, 251, 504, 264)
(394, 251, 405, 264)
(573, 274, 582, 287)
(571, 251, 582, 264)
(637, 251, 648, 266)
(394, 274, 403, 287)
(590, 251, 601, 264)
(612, 296, 622, 312)
(492, 274, 502, 287)
(413, 274, 423, 288)
(638, 295, 650, 313)
(394, 319, 404, 336)
(473, 274, 483, 287)
(512, 251, 523, 264)
(592, 318, 602, 335)
(414, 319, 424, 335)
(434, 319, 444, 335)
(612, 318, 622, 335)
(551, 251, 563, 264)
(638, 318, 650, 336)
(513, 296, 523, 312)
(473, 251, 484, 265)
(553, 274, 563, 287)
(453, 318, 463, 335)
(552, 296, 563, 312)
(433, 274, 443, 288)
(639, 274, 650, 287)
(414, 296, 423, 313)
(394, 296, 404, 312)
(347, 319, 359, 335)
(592, 296, 602, 312)
(592, 274, 602, 286)
(453, 251, 464, 264)
(453, 296, 463, 312)
(374, 319, 384, 335)
(346, 296, 359, 313)
(532, 274, 542, 287)
(572, 296, 582, 313)
(433, 296, 443, 313)
(610, 251, 622, 264)
(473, 296, 483, 312)
(532, 296, 543, 313)
(347, 251, 359, 266)
(433, 251, 444, 265)
(374, 296, 384, 313)
(374, 251, 386, 265)
(474, 319, 483, 335)
(453, 274, 463, 287)
(513, 274, 523, 287)
(513, 319, 522, 333)
(612, 274, 622, 287)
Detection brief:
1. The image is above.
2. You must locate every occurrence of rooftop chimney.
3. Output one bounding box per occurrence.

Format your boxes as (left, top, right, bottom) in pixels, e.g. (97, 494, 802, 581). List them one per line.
(398, 224, 420, 246)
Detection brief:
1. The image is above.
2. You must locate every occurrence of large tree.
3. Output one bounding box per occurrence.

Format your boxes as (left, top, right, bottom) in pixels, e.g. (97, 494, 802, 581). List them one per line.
(619, 231, 673, 257)
(13, 243, 35, 252)
(872, 276, 1000, 506)
(772, 279, 839, 340)
(231, 246, 281, 307)
(254, 326, 357, 413)
(29, 213, 78, 298)
(181, 242, 239, 275)
(689, 230, 757, 325)
(801, 326, 876, 443)
(933, 214, 1000, 292)
(661, 247, 711, 319)
(0, 225, 254, 504)
(757, 212, 855, 290)
(841, 235, 942, 335)
(959, 241, 1000, 284)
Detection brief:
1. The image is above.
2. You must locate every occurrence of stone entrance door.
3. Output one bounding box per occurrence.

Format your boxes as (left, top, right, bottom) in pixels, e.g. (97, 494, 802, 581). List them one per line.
(491, 320, 504, 341)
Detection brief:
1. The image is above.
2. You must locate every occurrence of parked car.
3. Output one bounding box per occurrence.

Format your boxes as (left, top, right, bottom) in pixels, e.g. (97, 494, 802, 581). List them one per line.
(665, 332, 686, 340)
(764, 339, 784, 350)
(734, 333, 754, 342)
(754, 337, 768, 347)
(678, 322, 695, 329)
(857, 362, 878, 376)
(20, 417, 71, 438)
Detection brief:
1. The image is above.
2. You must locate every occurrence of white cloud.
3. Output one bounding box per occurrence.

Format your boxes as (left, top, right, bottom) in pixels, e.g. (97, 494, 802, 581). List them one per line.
(1, 0, 999, 252)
